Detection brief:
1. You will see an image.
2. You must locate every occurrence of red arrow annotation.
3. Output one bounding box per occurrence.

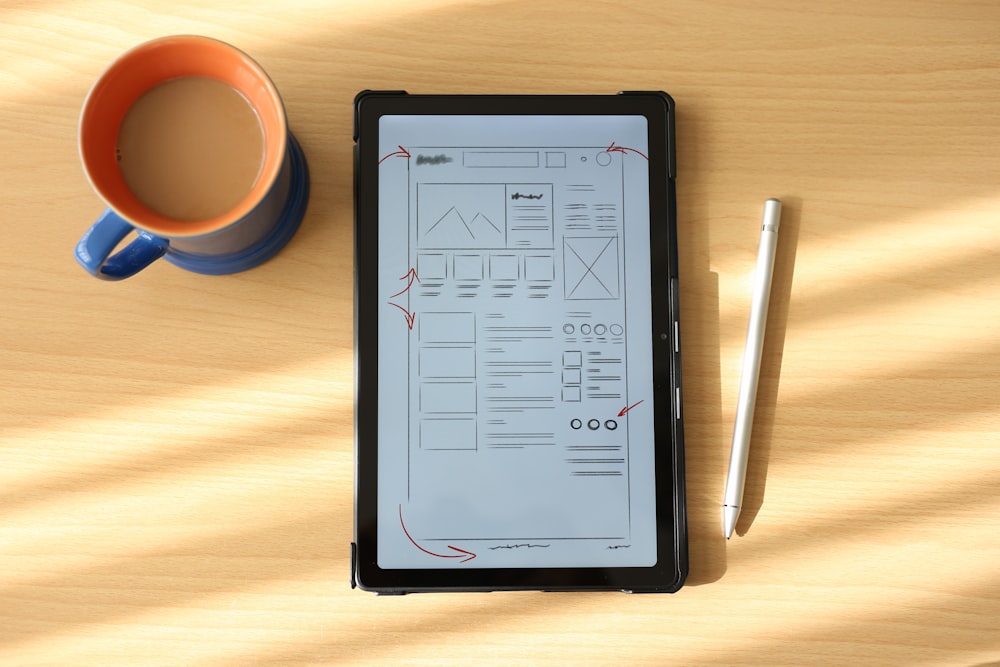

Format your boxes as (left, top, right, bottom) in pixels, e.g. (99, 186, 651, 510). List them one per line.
(399, 505, 477, 563)
(618, 400, 645, 417)
(606, 141, 649, 161)
(378, 145, 412, 165)
(389, 268, 420, 299)
(388, 302, 416, 330)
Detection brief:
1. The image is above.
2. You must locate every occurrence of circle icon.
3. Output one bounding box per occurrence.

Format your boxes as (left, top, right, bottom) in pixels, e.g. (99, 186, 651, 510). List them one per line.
(596, 151, 612, 167)
(605, 419, 618, 430)
(594, 323, 607, 336)
(610, 324, 624, 336)
(587, 419, 601, 431)
(563, 323, 575, 335)
(570, 418, 582, 430)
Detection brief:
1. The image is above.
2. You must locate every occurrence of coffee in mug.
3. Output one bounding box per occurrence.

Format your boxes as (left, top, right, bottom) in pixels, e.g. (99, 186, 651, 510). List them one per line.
(116, 76, 266, 222)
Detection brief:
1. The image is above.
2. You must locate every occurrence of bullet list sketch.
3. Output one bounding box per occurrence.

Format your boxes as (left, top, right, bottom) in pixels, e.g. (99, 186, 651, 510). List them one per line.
(376, 119, 657, 569)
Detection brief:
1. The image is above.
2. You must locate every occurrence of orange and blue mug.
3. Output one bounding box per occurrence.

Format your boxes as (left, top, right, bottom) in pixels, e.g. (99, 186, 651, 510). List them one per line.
(75, 35, 308, 280)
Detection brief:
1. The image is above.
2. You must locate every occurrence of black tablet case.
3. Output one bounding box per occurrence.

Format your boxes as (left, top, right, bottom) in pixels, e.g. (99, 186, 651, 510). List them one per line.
(352, 91, 686, 593)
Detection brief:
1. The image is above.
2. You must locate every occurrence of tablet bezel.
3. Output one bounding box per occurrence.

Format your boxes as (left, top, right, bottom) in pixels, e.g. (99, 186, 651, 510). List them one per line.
(353, 91, 686, 593)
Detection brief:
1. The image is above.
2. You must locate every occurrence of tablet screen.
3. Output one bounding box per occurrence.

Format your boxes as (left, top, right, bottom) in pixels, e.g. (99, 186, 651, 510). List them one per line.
(374, 113, 658, 569)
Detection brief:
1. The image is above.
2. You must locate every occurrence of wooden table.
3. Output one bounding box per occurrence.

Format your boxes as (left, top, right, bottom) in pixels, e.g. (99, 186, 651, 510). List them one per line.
(3, 1, 999, 664)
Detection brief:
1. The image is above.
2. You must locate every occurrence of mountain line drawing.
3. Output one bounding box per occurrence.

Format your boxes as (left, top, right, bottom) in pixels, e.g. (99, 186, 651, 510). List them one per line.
(424, 206, 503, 242)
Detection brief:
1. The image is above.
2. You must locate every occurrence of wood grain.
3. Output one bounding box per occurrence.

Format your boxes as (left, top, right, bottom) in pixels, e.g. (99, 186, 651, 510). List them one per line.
(2, 0, 999, 663)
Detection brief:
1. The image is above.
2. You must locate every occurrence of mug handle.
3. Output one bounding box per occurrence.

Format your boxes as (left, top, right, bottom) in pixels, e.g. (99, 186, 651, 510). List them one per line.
(75, 209, 170, 280)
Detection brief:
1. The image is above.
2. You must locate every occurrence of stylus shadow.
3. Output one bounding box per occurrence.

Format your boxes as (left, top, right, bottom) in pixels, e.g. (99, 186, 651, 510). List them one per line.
(734, 196, 801, 537)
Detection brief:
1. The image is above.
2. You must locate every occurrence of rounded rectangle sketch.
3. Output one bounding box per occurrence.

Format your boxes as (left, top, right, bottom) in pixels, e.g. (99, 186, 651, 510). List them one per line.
(417, 253, 447, 280)
(489, 254, 519, 281)
(464, 151, 539, 168)
(454, 254, 484, 280)
(420, 418, 477, 450)
(420, 312, 476, 343)
(524, 255, 555, 281)
(420, 346, 476, 378)
(545, 152, 567, 168)
(420, 381, 477, 413)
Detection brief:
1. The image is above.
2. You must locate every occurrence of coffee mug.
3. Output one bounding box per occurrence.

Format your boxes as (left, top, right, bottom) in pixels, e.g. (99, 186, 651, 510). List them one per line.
(76, 35, 309, 280)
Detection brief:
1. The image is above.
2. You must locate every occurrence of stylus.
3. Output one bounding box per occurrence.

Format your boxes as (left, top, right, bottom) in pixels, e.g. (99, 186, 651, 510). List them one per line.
(723, 198, 782, 539)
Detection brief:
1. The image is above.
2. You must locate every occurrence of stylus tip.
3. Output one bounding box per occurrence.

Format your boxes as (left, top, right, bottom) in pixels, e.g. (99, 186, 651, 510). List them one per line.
(723, 505, 739, 539)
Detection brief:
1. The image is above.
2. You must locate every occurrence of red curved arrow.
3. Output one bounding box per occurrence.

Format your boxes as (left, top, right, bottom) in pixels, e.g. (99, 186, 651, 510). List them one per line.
(379, 145, 412, 165)
(618, 399, 644, 417)
(389, 268, 420, 298)
(388, 302, 416, 330)
(607, 141, 649, 161)
(399, 505, 477, 563)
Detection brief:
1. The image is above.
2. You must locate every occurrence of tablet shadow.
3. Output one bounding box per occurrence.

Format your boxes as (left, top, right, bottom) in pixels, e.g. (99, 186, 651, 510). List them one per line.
(734, 196, 801, 536)
(681, 267, 726, 586)
(673, 104, 727, 586)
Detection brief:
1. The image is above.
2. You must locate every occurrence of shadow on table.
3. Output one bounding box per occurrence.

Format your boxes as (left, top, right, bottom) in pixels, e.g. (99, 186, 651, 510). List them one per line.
(672, 101, 727, 586)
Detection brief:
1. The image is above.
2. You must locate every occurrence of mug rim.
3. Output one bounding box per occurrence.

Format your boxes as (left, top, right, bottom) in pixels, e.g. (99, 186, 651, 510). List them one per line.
(78, 35, 288, 238)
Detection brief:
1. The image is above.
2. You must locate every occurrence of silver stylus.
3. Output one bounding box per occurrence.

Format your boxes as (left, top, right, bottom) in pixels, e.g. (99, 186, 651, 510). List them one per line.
(723, 198, 782, 539)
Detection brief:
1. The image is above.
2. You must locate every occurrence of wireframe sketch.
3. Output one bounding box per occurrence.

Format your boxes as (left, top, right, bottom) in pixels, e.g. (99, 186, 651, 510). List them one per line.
(376, 123, 655, 569)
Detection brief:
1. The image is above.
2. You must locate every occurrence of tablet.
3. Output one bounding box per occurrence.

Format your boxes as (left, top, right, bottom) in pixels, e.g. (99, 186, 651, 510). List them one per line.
(352, 91, 686, 593)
